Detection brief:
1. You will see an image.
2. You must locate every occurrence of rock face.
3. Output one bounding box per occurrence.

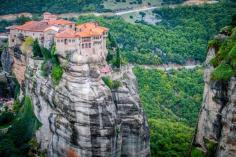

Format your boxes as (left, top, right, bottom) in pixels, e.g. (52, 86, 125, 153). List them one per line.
(1, 47, 13, 73)
(194, 47, 236, 156)
(15, 48, 151, 157)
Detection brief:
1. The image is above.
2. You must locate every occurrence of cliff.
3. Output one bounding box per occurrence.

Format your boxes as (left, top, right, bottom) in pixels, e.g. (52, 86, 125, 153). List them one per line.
(194, 27, 236, 157)
(8, 46, 150, 157)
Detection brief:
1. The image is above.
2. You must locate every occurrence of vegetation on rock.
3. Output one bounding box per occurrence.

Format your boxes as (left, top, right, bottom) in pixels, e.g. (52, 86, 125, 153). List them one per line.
(20, 37, 34, 55)
(32, 39, 43, 58)
(40, 45, 63, 85)
(210, 26, 236, 81)
(51, 65, 63, 85)
(102, 76, 121, 89)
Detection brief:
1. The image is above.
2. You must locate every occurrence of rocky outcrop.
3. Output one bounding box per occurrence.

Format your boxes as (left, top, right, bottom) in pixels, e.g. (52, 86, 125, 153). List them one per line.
(12, 48, 150, 157)
(194, 47, 236, 156)
(1, 48, 13, 73)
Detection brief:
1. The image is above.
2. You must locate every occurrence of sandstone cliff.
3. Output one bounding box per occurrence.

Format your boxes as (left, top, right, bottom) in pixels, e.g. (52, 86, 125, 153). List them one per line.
(8, 47, 150, 157)
(194, 33, 236, 156)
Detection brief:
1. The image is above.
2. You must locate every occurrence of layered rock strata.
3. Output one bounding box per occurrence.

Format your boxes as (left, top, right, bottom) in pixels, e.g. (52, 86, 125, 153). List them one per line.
(10, 48, 150, 157)
(194, 46, 236, 157)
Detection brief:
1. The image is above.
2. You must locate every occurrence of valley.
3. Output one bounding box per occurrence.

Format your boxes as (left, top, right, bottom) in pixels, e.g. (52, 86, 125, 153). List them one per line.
(0, 0, 236, 157)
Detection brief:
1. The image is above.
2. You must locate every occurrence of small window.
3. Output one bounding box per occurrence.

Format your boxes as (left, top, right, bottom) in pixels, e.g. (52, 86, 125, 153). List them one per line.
(82, 44, 84, 48)
(69, 39, 71, 42)
(89, 43, 91, 48)
(12, 39, 14, 42)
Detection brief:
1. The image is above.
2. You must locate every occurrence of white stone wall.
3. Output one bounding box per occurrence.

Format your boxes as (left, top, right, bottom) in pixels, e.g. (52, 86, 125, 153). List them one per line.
(55, 35, 107, 60)
(44, 30, 57, 49)
(9, 29, 44, 47)
(55, 38, 78, 53)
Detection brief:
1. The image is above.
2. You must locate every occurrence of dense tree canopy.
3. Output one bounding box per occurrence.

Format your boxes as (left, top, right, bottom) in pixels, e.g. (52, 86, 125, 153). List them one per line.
(134, 67, 204, 156)
(0, 0, 105, 15)
(77, 2, 236, 64)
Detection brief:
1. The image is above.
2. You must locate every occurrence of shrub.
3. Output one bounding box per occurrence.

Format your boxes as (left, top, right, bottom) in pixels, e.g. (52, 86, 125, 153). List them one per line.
(51, 65, 63, 85)
(208, 38, 222, 50)
(191, 147, 205, 157)
(32, 39, 43, 57)
(205, 139, 218, 157)
(21, 37, 33, 55)
(13, 99, 22, 113)
(102, 76, 113, 89)
(41, 47, 51, 60)
(40, 60, 52, 77)
(0, 111, 14, 126)
(111, 80, 121, 89)
(228, 44, 236, 59)
(102, 77, 121, 89)
(211, 63, 234, 81)
(210, 57, 219, 67)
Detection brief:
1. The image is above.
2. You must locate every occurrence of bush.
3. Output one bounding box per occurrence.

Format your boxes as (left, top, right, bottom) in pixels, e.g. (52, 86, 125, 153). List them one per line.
(32, 39, 43, 57)
(41, 47, 51, 60)
(102, 76, 113, 89)
(211, 63, 234, 81)
(51, 65, 63, 85)
(0, 112, 14, 126)
(13, 99, 22, 113)
(102, 77, 121, 89)
(228, 44, 236, 59)
(208, 38, 222, 50)
(111, 80, 121, 89)
(21, 37, 33, 55)
(210, 57, 219, 68)
(191, 148, 205, 157)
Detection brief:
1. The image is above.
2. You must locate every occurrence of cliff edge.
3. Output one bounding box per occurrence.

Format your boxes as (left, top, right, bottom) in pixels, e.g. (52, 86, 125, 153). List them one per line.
(7, 45, 150, 157)
(194, 26, 236, 157)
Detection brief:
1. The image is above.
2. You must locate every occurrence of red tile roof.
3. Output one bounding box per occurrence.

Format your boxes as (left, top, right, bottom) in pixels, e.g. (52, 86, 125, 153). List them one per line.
(14, 18, 74, 32)
(55, 22, 109, 38)
(76, 22, 108, 37)
(48, 19, 74, 25)
(55, 29, 76, 38)
(15, 21, 50, 32)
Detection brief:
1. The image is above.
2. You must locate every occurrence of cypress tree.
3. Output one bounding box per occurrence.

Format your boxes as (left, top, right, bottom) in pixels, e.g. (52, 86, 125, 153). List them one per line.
(32, 39, 42, 57)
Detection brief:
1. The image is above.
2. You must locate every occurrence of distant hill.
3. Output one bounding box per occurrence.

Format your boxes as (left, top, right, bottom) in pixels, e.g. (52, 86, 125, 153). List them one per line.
(0, 0, 188, 15)
(0, 0, 105, 15)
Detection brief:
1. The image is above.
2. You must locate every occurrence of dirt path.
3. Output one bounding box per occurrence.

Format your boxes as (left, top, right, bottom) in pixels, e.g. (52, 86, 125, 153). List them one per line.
(135, 63, 202, 71)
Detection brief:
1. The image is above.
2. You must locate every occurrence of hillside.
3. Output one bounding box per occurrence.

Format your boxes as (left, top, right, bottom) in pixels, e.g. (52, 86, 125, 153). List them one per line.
(0, 0, 188, 15)
(76, 2, 236, 64)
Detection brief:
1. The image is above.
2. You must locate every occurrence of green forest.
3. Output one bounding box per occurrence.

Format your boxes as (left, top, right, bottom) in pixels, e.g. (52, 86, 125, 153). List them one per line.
(134, 67, 204, 156)
(0, 1, 235, 157)
(76, 2, 236, 64)
(0, 0, 188, 15)
(0, 0, 105, 15)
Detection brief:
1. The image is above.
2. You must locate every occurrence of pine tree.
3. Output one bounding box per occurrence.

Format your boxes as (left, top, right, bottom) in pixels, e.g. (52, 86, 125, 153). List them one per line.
(115, 48, 121, 68)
